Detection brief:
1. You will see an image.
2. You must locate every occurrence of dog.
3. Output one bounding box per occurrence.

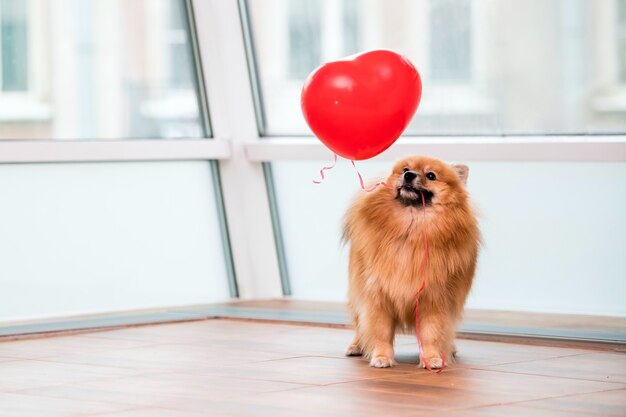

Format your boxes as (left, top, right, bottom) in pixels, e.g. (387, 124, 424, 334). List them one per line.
(343, 155, 480, 369)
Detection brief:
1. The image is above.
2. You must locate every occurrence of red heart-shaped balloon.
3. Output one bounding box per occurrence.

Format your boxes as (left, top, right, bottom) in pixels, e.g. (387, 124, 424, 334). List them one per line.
(301, 50, 422, 161)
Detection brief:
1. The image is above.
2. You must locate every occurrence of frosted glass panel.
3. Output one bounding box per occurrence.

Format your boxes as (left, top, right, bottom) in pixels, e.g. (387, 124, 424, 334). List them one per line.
(271, 160, 626, 316)
(0, 161, 230, 323)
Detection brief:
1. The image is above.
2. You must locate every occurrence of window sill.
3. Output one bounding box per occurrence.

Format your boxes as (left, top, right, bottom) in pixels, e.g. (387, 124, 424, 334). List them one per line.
(1, 299, 623, 349)
(0, 139, 231, 163)
(245, 136, 626, 162)
(0, 136, 624, 164)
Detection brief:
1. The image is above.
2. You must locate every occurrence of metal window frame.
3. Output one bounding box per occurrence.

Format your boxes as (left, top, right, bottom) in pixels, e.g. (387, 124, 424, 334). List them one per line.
(0, 0, 625, 301)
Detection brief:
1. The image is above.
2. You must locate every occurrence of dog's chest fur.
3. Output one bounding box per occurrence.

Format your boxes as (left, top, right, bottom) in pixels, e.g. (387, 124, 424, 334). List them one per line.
(358, 210, 474, 322)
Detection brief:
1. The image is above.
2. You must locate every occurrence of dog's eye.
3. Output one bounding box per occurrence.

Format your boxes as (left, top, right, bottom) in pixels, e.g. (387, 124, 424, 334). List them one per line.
(402, 167, 409, 173)
(426, 172, 436, 181)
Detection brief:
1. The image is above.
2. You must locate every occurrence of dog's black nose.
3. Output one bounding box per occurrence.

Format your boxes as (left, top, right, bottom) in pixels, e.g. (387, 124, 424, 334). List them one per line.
(403, 171, 417, 182)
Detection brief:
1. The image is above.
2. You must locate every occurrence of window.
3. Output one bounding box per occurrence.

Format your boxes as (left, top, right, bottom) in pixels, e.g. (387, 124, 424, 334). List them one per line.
(0, 0, 621, 342)
(429, 0, 471, 82)
(288, 0, 321, 80)
(167, 0, 194, 89)
(0, 0, 205, 140)
(243, 1, 626, 322)
(247, 0, 626, 135)
(286, 0, 360, 81)
(0, 0, 28, 92)
(0, 0, 233, 324)
(342, 0, 360, 55)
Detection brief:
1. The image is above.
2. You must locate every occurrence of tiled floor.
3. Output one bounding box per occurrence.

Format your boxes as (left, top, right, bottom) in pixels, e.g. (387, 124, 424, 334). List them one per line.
(0, 319, 624, 416)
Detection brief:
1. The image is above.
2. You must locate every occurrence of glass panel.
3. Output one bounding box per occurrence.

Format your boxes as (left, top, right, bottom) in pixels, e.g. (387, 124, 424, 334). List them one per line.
(247, 0, 626, 135)
(287, 0, 321, 80)
(429, 0, 471, 82)
(0, 161, 231, 322)
(0, 0, 205, 140)
(0, 0, 28, 91)
(271, 160, 626, 318)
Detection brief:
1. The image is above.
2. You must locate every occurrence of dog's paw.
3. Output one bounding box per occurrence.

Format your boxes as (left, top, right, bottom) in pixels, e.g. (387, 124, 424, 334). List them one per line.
(370, 355, 394, 368)
(418, 356, 444, 370)
(345, 343, 363, 357)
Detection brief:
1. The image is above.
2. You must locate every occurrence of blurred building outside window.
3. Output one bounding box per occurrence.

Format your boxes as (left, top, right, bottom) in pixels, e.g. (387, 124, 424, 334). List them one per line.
(248, 0, 626, 136)
(0, 0, 28, 92)
(0, 0, 203, 140)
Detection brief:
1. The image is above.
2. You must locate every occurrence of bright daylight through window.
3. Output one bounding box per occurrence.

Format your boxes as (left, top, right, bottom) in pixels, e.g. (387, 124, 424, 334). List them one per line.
(249, 0, 626, 135)
(0, 0, 205, 140)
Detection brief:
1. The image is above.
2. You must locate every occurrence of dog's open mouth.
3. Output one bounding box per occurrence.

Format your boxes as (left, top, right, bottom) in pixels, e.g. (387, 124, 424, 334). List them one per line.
(397, 185, 434, 207)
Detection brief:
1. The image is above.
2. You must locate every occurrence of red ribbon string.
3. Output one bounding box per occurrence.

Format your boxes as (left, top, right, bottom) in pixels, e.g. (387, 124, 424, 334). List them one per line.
(350, 160, 392, 192)
(312, 154, 338, 184)
(312, 156, 391, 192)
(415, 190, 446, 373)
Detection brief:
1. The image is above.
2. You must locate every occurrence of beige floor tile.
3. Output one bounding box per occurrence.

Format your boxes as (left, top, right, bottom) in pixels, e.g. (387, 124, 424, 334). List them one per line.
(515, 388, 626, 417)
(198, 354, 419, 385)
(0, 334, 154, 359)
(0, 319, 623, 417)
(41, 342, 299, 373)
(486, 351, 626, 383)
(0, 392, 134, 417)
(349, 367, 622, 410)
(0, 359, 144, 391)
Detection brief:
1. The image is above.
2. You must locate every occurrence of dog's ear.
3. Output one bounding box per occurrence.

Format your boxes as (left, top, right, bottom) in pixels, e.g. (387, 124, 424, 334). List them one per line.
(453, 164, 469, 185)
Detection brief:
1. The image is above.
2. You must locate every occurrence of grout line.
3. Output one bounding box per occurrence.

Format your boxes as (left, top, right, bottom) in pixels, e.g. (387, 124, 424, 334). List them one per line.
(0, 356, 25, 362)
(512, 386, 626, 415)
(455, 386, 626, 413)
(6, 356, 175, 372)
(83, 407, 151, 417)
(464, 351, 592, 368)
(21, 350, 314, 374)
(467, 365, 626, 386)
(5, 370, 161, 395)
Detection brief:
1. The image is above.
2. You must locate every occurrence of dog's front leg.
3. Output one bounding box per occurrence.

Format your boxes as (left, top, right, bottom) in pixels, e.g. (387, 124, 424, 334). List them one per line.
(417, 308, 455, 369)
(361, 305, 396, 368)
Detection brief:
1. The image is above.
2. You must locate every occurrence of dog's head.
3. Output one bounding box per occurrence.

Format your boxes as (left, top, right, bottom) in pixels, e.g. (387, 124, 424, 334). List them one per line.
(388, 156, 469, 208)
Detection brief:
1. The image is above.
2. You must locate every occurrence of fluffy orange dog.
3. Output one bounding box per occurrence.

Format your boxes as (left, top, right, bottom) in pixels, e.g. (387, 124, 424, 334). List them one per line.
(343, 155, 480, 369)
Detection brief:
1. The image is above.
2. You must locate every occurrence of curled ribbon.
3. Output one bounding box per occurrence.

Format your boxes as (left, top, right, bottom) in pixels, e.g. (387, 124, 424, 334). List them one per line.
(350, 160, 391, 192)
(312, 154, 338, 184)
(312, 155, 391, 192)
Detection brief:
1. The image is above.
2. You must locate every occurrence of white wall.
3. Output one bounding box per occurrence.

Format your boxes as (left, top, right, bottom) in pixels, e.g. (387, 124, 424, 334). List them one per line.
(272, 160, 626, 317)
(0, 161, 230, 323)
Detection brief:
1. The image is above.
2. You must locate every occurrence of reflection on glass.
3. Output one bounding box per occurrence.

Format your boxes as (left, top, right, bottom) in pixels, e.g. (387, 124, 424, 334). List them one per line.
(247, 0, 626, 135)
(0, 0, 204, 140)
